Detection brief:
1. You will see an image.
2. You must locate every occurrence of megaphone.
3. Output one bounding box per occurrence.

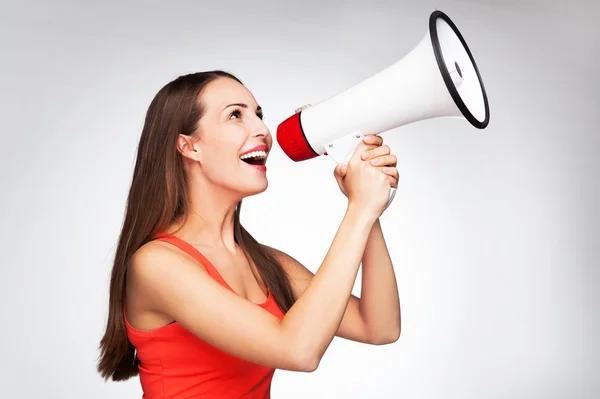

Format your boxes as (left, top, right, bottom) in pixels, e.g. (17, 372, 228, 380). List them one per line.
(276, 10, 490, 208)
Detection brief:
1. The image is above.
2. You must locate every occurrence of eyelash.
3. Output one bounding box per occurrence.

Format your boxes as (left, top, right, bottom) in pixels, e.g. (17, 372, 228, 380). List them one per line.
(229, 108, 264, 121)
(229, 109, 242, 119)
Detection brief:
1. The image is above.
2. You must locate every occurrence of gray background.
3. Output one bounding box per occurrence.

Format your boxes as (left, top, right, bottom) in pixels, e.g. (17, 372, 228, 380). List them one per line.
(1, 0, 598, 398)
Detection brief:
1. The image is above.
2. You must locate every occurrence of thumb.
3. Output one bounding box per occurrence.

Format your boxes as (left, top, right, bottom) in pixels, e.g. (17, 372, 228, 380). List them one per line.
(334, 163, 347, 178)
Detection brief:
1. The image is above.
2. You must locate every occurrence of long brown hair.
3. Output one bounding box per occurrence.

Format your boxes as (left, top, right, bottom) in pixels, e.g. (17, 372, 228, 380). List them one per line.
(97, 71, 296, 382)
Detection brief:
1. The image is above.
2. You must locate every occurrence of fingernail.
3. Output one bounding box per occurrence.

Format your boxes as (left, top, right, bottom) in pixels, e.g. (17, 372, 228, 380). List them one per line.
(361, 152, 370, 160)
(371, 158, 379, 165)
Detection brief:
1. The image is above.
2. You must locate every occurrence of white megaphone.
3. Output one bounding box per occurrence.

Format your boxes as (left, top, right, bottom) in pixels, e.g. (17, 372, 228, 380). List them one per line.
(276, 10, 490, 208)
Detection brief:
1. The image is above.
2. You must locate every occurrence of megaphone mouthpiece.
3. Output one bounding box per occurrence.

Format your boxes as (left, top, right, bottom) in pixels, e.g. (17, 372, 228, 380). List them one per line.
(276, 111, 319, 162)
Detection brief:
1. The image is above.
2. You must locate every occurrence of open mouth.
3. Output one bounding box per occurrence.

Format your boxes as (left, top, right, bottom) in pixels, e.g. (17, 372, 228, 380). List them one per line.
(240, 150, 267, 166)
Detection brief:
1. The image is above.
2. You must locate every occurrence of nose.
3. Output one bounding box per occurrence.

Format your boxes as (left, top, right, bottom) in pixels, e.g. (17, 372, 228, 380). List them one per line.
(251, 118, 271, 139)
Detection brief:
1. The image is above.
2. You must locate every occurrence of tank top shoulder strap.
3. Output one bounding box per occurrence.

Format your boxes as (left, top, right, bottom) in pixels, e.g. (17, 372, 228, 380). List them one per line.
(152, 233, 232, 291)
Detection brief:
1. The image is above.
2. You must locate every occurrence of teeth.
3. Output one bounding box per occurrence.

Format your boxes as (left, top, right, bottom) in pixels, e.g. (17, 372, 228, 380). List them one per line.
(240, 150, 267, 160)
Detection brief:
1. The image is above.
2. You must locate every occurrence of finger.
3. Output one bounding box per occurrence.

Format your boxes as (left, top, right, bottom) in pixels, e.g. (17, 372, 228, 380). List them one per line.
(333, 164, 348, 196)
(361, 145, 392, 161)
(381, 168, 399, 188)
(370, 154, 396, 166)
(379, 167, 399, 187)
(334, 163, 347, 178)
(381, 166, 399, 180)
(356, 136, 382, 159)
(368, 154, 396, 168)
(362, 134, 383, 146)
(350, 139, 376, 162)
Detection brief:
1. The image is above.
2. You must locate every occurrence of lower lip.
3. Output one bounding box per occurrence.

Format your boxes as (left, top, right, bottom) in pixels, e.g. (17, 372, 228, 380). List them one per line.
(244, 163, 266, 172)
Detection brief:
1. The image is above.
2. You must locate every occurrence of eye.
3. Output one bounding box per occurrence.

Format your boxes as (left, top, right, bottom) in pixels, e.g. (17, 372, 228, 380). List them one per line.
(228, 108, 264, 121)
(229, 109, 242, 120)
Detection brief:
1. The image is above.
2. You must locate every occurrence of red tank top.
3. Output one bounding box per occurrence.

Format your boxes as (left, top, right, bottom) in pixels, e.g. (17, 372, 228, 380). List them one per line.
(124, 233, 285, 399)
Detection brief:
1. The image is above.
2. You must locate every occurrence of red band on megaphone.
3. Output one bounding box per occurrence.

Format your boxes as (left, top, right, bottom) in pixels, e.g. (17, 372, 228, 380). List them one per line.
(276, 112, 319, 162)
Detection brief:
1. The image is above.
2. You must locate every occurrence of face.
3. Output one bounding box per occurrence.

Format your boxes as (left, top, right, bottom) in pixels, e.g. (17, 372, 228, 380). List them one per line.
(180, 77, 273, 197)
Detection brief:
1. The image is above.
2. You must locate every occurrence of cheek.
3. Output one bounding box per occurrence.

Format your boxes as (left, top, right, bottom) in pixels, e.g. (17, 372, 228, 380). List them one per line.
(204, 149, 238, 172)
(214, 126, 247, 151)
(202, 130, 241, 160)
(199, 126, 248, 180)
(201, 146, 243, 184)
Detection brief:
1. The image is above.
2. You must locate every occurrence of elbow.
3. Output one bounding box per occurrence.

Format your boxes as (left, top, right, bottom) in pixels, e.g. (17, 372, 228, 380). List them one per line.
(290, 347, 321, 373)
(370, 324, 401, 345)
(371, 330, 400, 345)
(386, 326, 402, 344)
(299, 356, 320, 373)
(280, 325, 322, 372)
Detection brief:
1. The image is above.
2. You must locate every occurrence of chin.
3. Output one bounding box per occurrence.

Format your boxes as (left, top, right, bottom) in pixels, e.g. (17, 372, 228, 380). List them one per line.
(239, 178, 268, 198)
(235, 161, 269, 197)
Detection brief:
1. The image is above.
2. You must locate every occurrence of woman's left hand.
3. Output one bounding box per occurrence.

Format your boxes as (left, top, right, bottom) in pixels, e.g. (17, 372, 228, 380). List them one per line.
(333, 134, 399, 198)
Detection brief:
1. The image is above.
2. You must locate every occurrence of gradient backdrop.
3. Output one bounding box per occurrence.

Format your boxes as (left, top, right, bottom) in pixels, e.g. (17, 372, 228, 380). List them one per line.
(1, 0, 598, 398)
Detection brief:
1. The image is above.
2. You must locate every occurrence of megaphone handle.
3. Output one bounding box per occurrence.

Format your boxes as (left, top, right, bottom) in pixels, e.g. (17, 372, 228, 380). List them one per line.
(325, 132, 397, 209)
(387, 187, 397, 209)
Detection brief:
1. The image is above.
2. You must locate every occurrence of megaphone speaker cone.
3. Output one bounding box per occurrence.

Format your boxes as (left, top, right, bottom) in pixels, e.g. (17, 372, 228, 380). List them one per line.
(429, 10, 490, 128)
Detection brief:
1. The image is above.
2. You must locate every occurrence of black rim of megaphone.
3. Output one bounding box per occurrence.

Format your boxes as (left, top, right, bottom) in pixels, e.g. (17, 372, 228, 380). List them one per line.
(429, 10, 490, 129)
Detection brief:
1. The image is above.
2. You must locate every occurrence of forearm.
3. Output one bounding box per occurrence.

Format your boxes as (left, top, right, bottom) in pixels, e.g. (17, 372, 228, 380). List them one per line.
(359, 219, 401, 343)
(280, 204, 376, 366)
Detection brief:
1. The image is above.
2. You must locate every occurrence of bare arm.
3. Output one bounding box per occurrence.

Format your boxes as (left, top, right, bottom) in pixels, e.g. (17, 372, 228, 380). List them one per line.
(265, 219, 400, 346)
(359, 218, 401, 342)
(128, 204, 376, 372)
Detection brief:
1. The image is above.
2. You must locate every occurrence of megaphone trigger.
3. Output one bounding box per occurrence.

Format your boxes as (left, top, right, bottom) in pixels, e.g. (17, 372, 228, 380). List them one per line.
(324, 132, 364, 165)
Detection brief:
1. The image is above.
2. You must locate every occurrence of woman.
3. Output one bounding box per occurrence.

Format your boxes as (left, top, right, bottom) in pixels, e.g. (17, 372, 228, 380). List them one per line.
(97, 70, 401, 398)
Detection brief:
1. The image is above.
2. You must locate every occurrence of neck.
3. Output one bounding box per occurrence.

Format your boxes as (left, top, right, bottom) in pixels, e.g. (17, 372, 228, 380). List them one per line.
(170, 176, 242, 253)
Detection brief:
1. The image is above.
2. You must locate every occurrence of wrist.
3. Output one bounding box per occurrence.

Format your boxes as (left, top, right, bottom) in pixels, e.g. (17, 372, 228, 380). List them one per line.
(345, 202, 379, 230)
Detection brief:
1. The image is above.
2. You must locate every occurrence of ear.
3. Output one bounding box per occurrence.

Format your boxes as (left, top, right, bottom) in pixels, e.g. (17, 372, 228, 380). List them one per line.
(177, 134, 201, 162)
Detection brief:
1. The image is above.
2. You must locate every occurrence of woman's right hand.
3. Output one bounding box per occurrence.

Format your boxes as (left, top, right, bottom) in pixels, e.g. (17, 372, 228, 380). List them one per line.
(342, 139, 396, 219)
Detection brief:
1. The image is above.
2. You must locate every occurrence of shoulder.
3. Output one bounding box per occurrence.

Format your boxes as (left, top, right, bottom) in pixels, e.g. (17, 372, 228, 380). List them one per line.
(130, 239, 190, 271)
(128, 240, 207, 292)
(127, 239, 212, 316)
(131, 239, 176, 261)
